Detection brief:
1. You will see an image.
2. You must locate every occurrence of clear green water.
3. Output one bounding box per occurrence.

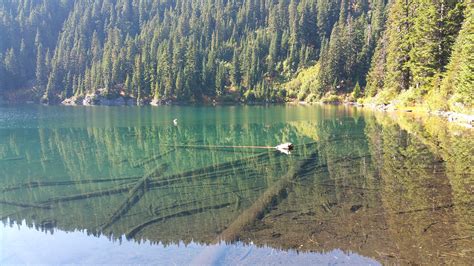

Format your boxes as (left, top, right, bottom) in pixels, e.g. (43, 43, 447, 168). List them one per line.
(0, 104, 472, 264)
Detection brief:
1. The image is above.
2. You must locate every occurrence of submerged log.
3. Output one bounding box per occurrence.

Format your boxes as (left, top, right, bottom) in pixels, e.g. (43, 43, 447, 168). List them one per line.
(126, 202, 232, 239)
(191, 151, 320, 265)
(100, 163, 169, 231)
(0, 156, 25, 162)
(147, 150, 273, 183)
(217, 151, 319, 242)
(1, 176, 142, 192)
(41, 185, 133, 204)
(131, 149, 175, 168)
(0, 200, 51, 209)
(38, 152, 270, 205)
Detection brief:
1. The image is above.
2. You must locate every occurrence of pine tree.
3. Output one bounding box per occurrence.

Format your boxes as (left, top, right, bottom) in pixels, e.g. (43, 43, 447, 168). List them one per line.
(352, 81, 362, 99)
(215, 63, 226, 96)
(383, 0, 416, 96)
(1, 0, 468, 108)
(231, 49, 241, 86)
(441, 4, 473, 108)
(132, 55, 143, 103)
(124, 74, 132, 96)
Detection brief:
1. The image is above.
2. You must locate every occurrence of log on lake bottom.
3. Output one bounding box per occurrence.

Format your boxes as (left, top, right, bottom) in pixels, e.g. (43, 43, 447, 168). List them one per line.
(191, 151, 320, 265)
(100, 163, 169, 231)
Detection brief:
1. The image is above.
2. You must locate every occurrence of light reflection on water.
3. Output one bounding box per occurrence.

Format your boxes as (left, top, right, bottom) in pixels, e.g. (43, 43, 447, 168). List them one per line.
(1, 220, 380, 265)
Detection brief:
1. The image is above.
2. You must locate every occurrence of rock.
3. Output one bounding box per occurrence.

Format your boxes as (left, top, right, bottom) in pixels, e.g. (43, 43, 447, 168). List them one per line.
(79, 91, 128, 106)
(136, 98, 148, 106)
(62, 96, 83, 106)
(350, 204, 363, 213)
(83, 94, 99, 105)
(62, 98, 75, 105)
(271, 232, 282, 238)
(150, 98, 163, 106)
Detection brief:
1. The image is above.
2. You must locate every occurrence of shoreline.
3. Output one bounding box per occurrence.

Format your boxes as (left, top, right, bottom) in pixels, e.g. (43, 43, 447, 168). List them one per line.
(2, 96, 473, 128)
(346, 102, 474, 129)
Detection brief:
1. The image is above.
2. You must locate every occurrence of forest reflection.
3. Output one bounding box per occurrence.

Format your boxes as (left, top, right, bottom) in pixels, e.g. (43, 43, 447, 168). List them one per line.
(0, 108, 472, 264)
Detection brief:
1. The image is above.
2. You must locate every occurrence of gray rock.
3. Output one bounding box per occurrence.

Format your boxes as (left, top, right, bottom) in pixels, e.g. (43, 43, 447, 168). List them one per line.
(150, 98, 162, 106)
(83, 94, 99, 105)
(62, 96, 84, 106)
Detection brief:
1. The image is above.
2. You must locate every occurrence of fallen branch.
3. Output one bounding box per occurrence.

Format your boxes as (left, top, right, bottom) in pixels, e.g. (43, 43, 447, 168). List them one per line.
(147, 150, 273, 183)
(0, 156, 24, 162)
(41, 184, 133, 204)
(395, 202, 470, 215)
(0, 200, 51, 209)
(1, 176, 141, 192)
(126, 202, 232, 239)
(131, 149, 175, 168)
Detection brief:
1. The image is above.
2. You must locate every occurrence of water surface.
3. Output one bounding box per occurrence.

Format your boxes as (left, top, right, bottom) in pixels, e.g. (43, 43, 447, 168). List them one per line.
(0, 105, 472, 264)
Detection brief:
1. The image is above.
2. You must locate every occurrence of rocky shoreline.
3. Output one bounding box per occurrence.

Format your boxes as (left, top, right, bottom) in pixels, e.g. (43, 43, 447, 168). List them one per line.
(4, 92, 472, 128)
(61, 93, 151, 106)
(60, 90, 284, 106)
(353, 102, 474, 129)
(60, 94, 474, 128)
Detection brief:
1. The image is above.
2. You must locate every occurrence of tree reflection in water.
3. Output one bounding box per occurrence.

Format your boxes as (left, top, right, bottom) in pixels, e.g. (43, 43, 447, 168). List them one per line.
(0, 107, 472, 264)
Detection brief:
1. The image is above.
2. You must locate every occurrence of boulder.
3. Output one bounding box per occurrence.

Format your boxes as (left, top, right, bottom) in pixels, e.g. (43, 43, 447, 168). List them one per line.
(150, 98, 161, 106)
(83, 94, 99, 105)
(62, 96, 84, 106)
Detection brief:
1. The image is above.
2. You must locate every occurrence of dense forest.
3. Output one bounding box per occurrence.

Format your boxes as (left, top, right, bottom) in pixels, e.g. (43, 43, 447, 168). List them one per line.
(0, 0, 472, 112)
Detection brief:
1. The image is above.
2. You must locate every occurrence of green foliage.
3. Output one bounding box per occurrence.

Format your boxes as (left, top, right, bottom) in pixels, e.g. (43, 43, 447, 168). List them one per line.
(283, 62, 321, 100)
(0, 0, 470, 110)
(366, 0, 471, 113)
(0, 0, 388, 104)
(321, 94, 341, 104)
(352, 82, 362, 99)
(305, 93, 319, 103)
(441, 3, 474, 111)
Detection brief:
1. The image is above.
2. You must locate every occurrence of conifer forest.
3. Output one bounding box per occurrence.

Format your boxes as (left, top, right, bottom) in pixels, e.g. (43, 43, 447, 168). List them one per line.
(0, 0, 472, 111)
(1, 2, 473, 263)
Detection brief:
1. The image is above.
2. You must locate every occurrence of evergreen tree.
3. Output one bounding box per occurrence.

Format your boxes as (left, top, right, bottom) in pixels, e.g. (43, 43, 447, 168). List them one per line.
(231, 49, 241, 86)
(441, 3, 473, 108)
(352, 81, 362, 99)
(0, 0, 469, 110)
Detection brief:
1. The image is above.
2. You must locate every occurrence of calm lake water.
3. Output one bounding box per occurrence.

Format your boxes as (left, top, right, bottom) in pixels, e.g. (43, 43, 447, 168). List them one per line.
(0, 104, 472, 265)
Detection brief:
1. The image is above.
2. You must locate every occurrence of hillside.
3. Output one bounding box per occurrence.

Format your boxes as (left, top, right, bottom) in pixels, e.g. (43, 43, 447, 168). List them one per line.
(0, 0, 471, 113)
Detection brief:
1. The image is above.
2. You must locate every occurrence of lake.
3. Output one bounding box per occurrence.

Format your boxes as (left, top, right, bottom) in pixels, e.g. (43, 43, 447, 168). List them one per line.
(0, 104, 472, 265)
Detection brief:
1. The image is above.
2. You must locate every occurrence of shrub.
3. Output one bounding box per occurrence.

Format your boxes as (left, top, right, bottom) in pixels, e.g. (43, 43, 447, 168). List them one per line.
(321, 94, 341, 104)
(306, 93, 319, 103)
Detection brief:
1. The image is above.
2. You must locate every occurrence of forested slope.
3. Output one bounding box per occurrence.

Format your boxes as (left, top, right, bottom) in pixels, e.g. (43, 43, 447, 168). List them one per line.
(365, 0, 472, 113)
(0, 0, 471, 112)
